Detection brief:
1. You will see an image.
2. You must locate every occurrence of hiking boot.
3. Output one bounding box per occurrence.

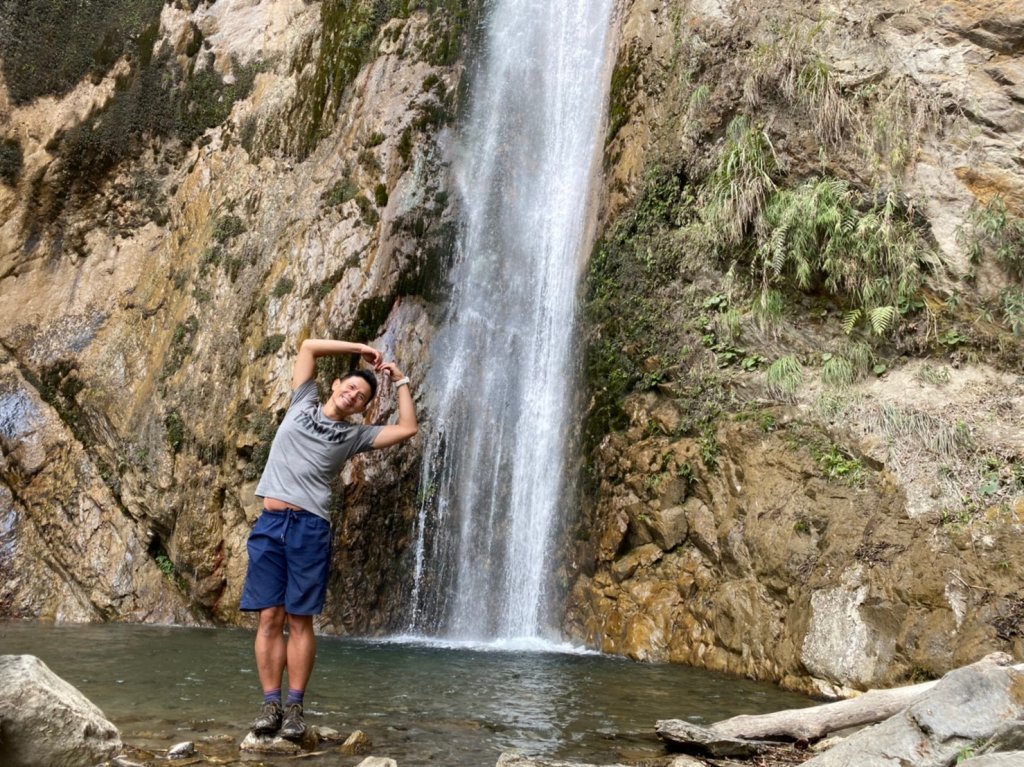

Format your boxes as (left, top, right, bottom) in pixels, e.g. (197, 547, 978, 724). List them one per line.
(249, 700, 283, 735)
(279, 702, 306, 740)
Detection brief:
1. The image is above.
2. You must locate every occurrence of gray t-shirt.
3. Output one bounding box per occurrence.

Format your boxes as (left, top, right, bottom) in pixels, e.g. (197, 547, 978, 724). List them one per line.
(255, 379, 383, 522)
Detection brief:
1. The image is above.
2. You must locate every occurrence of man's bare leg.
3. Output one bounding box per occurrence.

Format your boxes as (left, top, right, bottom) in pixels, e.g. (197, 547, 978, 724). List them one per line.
(255, 606, 287, 692)
(250, 606, 287, 734)
(284, 613, 315, 692)
(279, 613, 315, 739)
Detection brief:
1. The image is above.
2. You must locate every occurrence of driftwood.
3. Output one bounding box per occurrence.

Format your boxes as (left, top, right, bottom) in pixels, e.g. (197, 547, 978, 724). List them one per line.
(709, 679, 940, 742)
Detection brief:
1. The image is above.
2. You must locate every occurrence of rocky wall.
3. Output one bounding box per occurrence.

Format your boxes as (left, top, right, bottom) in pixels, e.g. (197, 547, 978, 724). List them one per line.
(568, 0, 1024, 692)
(0, 0, 469, 628)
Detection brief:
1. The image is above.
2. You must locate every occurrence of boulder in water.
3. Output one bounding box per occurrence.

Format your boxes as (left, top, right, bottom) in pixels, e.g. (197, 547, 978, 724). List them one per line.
(496, 753, 630, 766)
(342, 729, 373, 754)
(0, 654, 121, 767)
(167, 740, 195, 758)
(239, 730, 306, 754)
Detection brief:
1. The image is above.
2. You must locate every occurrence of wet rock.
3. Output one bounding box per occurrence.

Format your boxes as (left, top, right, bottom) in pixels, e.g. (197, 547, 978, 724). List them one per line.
(167, 740, 195, 758)
(655, 720, 769, 758)
(112, 757, 146, 767)
(0, 654, 121, 767)
(496, 753, 629, 766)
(356, 758, 399, 767)
(317, 725, 342, 741)
(238, 726, 318, 754)
(341, 729, 373, 755)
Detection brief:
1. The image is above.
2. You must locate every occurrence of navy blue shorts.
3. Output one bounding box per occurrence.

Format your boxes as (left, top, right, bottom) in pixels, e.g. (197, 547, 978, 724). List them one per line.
(240, 509, 332, 616)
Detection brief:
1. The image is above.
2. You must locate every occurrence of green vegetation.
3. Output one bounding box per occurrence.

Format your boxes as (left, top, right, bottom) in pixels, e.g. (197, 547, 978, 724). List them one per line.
(957, 197, 1024, 337)
(240, 410, 281, 481)
(961, 197, 1024, 279)
(272, 277, 295, 298)
(814, 445, 863, 483)
(0, 0, 165, 105)
(155, 554, 174, 578)
(41, 43, 258, 223)
(583, 166, 693, 440)
(699, 424, 721, 471)
(257, 334, 286, 357)
(398, 127, 415, 163)
(212, 214, 246, 243)
(288, 0, 477, 159)
(820, 353, 854, 387)
(756, 179, 932, 335)
(702, 117, 778, 242)
(165, 411, 185, 453)
(374, 182, 390, 207)
(766, 355, 803, 398)
(325, 172, 360, 207)
(355, 194, 380, 225)
(162, 316, 200, 382)
(0, 138, 23, 186)
(606, 46, 640, 147)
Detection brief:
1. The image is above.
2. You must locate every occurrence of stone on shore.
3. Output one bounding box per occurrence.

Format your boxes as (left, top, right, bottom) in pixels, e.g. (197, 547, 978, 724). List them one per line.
(0, 654, 122, 767)
(355, 758, 398, 767)
(654, 720, 769, 757)
(797, 655, 1024, 767)
(496, 753, 629, 766)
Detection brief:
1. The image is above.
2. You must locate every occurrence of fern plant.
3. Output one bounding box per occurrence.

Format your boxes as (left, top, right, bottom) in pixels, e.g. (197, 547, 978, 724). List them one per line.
(702, 116, 779, 243)
(755, 178, 934, 335)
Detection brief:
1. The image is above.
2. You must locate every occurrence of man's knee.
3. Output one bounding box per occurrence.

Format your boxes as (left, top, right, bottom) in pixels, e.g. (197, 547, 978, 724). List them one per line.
(286, 613, 315, 636)
(258, 606, 286, 635)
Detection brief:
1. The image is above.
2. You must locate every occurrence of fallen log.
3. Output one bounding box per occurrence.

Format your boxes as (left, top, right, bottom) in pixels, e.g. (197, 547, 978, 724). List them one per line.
(708, 679, 939, 742)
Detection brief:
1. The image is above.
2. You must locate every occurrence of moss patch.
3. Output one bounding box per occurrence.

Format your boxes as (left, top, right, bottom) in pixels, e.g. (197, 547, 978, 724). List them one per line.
(0, 0, 165, 105)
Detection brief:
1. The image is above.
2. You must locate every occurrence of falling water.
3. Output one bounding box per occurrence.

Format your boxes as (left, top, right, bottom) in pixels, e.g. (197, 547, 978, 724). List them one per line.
(409, 0, 615, 639)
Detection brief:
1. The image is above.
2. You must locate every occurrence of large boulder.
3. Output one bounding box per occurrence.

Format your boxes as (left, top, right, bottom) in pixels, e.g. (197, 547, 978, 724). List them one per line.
(0, 654, 121, 767)
(799, 654, 1024, 767)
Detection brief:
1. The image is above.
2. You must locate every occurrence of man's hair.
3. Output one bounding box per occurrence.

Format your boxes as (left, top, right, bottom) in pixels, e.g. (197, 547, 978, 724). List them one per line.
(341, 369, 378, 403)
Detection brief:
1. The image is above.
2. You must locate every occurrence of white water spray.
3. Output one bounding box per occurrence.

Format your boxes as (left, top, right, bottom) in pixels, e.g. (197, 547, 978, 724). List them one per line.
(409, 0, 615, 640)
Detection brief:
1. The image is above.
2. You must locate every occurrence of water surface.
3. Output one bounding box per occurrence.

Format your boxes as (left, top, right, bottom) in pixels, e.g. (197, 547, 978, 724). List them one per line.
(0, 622, 811, 766)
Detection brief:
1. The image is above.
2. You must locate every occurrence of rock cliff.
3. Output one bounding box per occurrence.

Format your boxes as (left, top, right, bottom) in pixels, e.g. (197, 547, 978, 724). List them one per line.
(567, 0, 1024, 693)
(0, 0, 1021, 696)
(0, 0, 466, 627)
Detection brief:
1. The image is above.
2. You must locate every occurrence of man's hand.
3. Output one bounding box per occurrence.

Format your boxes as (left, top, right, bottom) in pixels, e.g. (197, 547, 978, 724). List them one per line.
(377, 361, 404, 380)
(361, 345, 383, 369)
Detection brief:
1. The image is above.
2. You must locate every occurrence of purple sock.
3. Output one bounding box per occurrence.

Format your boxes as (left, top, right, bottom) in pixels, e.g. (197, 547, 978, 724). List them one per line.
(286, 688, 305, 706)
(264, 688, 281, 704)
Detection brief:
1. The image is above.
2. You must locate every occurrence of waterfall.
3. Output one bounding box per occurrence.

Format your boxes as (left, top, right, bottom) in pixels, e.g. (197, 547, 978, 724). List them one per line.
(408, 0, 614, 640)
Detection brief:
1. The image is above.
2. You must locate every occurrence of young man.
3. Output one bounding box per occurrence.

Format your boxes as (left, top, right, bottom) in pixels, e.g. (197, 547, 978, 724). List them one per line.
(240, 338, 418, 739)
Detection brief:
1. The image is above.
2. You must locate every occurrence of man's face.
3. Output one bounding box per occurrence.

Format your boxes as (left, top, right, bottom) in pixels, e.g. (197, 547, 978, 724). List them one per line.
(331, 376, 372, 417)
